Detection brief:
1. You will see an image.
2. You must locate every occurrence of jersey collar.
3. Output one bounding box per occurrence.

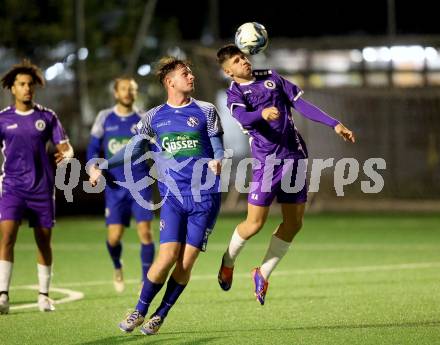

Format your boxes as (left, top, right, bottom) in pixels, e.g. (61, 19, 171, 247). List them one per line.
(14, 107, 35, 116)
(166, 97, 193, 108)
(238, 78, 256, 86)
(113, 106, 135, 117)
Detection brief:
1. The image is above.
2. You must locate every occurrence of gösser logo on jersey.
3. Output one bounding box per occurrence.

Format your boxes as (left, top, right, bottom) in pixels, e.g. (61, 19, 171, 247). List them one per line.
(160, 132, 201, 157)
(35, 119, 46, 131)
(264, 80, 276, 90)
(108, 137, 130, 155)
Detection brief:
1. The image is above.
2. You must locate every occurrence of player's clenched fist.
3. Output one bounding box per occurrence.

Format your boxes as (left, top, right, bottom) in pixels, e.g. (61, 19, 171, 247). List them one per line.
(89, 165, 102, 187)
(334, 123, 355, 143)
(262, 106, 280, 121)
(208, 159, 222, 175)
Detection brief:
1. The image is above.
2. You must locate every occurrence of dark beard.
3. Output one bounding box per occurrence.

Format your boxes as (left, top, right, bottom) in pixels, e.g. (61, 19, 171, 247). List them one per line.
(118, 100, 133, 108)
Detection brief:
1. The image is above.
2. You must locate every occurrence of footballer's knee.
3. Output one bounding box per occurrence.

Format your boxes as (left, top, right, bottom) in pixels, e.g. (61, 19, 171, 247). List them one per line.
(137, 223, 153, 244)
(172, 264, 193, 284)
(277, 220, 303, 242)
(139, 232, 153, 244)
(156, 247, 180, 269)
(1, 228, 18, 245)
(242, 218, 265, 237)
(34, 228, 52, 247)
(0, 235, 16, 251)
(107, 232, 123, 246)
(35, 237, 52, 250)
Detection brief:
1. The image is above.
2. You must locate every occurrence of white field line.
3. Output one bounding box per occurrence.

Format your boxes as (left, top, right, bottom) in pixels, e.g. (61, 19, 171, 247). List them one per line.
(12, 261, 439, 289)
(13, 243, 440, 252)
(10, 285, 84, 310)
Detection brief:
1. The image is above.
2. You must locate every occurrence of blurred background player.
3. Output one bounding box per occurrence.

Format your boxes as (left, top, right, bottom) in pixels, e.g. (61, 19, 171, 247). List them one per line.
(87, 77, 155, 292)
(89, 57, 224, 335)
(0, 60, 74, 314)
(216, 45, 355, 305)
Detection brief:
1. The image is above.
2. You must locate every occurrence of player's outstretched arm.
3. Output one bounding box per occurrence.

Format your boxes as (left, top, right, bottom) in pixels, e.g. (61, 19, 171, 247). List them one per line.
(334, 123, 355, 143)
(88, 135, 150, 187)
(293, 98, 339, 127)
(55, 142, 74, 164)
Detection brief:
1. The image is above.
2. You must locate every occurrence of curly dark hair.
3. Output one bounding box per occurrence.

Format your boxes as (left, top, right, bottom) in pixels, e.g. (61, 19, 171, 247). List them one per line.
(155, 56, 191, 86)
(1, 59, 45, 89)
(216, 44, 243, 65)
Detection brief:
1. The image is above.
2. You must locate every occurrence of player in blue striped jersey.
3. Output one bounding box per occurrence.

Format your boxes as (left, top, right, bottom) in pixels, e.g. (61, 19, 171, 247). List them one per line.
(89, 57, 224, 335)
(87, 77, 154, 292)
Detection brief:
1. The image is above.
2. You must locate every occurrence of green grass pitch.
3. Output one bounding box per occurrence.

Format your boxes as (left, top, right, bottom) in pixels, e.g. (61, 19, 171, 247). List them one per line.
(0, 213, 439, 344)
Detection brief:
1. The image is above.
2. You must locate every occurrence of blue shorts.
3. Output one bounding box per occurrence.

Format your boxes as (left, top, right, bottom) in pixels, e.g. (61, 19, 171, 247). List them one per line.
(159, 193, 221, 252)
(105, 186, 154, 227)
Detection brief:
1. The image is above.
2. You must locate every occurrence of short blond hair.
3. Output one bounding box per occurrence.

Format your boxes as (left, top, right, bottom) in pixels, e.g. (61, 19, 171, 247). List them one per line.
(155, 57, 191, 86)
(113, 76, 137, 91)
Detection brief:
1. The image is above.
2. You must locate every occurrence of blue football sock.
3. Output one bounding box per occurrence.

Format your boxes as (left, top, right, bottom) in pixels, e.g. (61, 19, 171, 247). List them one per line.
(136, 277, 164, 317)
(106, 241, 122, 269)
(140, 243, 155, 282)
(154, 276, 186, 319)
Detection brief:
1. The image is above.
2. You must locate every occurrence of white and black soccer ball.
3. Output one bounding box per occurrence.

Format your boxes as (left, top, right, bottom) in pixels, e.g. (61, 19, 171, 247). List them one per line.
(235, 22, 268, 55)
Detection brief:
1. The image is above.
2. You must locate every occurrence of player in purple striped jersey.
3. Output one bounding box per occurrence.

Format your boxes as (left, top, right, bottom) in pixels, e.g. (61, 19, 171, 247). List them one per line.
(0, 60, 74, 313)
(216, 45, 355, 305)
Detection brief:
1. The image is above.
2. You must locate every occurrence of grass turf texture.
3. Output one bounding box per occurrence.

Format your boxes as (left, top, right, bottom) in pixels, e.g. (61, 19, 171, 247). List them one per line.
(0, 213, 439, 344)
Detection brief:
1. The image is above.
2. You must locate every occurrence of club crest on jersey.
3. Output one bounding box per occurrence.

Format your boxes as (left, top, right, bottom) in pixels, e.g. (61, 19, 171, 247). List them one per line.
(187, 116, 199, 127)
(35, 119, 46, 131)
(130, 124, 137, 134)
(159, 219, 165, 231)
(264, 80, 276, 90)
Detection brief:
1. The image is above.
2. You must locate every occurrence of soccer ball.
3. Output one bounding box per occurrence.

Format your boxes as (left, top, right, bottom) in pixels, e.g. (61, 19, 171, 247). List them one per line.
(235, 22, 268, 55)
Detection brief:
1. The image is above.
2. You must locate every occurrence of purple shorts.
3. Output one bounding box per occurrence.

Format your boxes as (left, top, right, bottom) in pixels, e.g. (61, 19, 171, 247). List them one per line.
(0, 190, 55, 228)
(248, 156, 308, 207)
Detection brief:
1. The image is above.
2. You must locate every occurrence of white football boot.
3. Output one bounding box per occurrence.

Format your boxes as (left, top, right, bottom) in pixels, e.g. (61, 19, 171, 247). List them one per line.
(140, 315, 164, 335)
(119, 310, 145, 332)
(113, 268, 125, 293)
(38, 294, 55, 312)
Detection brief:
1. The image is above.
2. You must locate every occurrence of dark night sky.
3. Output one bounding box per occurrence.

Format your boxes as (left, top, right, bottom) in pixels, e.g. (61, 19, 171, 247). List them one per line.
(155, 0, 440, 40)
